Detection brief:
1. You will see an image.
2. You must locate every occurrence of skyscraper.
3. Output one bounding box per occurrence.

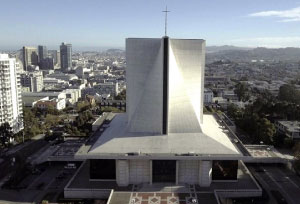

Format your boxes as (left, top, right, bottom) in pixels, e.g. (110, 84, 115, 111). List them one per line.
(40, 57, 54, 70)
(49, 50, 61, 67)
(22, 46, 38, 71)
(60, 42, 72, 71)
(56, 50, 61, 67)
(38, 45, 48, 62)
(0, 54, 23, 133)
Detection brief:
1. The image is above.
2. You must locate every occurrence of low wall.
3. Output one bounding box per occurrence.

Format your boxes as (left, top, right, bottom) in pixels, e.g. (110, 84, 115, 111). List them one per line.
(64, 188, 111, 199)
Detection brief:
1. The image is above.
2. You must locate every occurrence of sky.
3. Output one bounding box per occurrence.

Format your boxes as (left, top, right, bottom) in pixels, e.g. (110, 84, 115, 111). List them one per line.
(1, 0, 300, 50)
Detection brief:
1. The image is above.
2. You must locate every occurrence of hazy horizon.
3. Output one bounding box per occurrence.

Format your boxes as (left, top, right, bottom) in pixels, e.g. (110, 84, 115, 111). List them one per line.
(2, 44, 300, 52)
(1, 0, 300, 49)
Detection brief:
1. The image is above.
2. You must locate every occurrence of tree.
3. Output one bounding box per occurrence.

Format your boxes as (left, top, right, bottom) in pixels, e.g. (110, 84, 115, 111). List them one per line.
(45, 105, 60, 115)
(23, 107, 42, 139)
(44, 114, 60, 129)
(0, 122, 14, 147)
(278, 84, 300, 104)
(227, 103, 240, 119)
(256, 118, 276, 144)
(76, 101, 91, 112)
(273, 133, 285, 147)
(115, 89, 126, 100)
(293, 142, 300, 173)
(101, 106, 123, 113)
(234, 82, 250, 102)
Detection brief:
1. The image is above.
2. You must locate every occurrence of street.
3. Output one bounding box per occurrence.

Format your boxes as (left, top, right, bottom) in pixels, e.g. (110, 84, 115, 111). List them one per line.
(249, 164, 300, 204)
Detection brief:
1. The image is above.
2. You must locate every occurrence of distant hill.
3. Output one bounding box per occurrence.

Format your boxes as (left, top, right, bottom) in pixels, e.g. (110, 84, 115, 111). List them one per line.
(206, 47, 300, 62)
(207, 45, 253, 53)
(106, 49, 124, 53)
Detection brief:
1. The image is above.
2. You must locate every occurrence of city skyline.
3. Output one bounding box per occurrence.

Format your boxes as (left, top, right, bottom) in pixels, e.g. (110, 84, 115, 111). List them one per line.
(1, 0, 300, 50)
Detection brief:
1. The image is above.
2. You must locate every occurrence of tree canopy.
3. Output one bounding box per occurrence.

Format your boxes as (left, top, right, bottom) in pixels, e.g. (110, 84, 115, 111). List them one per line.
(234, 82, 250, 102)
(0, 122, 14, 147)
(278, 84, 300, 105)
(115, 89, 126, 100)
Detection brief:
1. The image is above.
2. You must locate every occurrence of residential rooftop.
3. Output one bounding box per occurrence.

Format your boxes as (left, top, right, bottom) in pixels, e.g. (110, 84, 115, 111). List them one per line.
(277, 120, 300, 132)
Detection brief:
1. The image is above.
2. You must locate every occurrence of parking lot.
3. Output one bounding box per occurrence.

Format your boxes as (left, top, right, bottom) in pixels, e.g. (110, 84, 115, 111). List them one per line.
(0, 162, 79, 203)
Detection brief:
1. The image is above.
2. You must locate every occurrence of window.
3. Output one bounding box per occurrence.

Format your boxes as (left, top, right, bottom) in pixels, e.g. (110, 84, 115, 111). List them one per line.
(212, 160, 238, 180)
(90, 159, 116, 180)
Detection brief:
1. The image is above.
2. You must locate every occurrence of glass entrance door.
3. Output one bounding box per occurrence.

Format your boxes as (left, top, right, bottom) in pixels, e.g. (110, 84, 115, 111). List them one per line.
(152, 160, 176, 183)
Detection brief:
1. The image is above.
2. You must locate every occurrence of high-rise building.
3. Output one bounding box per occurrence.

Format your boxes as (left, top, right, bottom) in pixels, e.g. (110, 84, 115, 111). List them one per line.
(49, 50, 61, 67)
(0, 54, 23, 133)
(22, 46, 38, 71)
(40, 57, 54, 70)
(60, 42, 72, 71)
(56, 50, 61, 67)
(20, 71, 44, 92)
(38, 45, 48, 63)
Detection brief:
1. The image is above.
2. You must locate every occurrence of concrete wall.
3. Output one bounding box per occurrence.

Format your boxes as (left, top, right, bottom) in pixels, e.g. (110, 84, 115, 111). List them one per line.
(129, 160, 150, 184)
(64, 189, 111, 199)
(168, 39, 205, 133)
(178, 160, 199, 184)
(126, 38, 163, 134)
(125, 38, 205, 134)
(117, 159, 212, 186)
(116, 160, 129, 186)
(199, 160, 212, 187)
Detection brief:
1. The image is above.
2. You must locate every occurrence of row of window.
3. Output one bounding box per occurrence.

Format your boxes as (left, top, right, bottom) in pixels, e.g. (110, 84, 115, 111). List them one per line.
(89, 160, 238, 181)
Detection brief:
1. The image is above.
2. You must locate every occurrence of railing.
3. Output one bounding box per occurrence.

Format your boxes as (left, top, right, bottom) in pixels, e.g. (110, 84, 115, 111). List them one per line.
(107, 189, 114, 204)
(213, 161, 263, 203)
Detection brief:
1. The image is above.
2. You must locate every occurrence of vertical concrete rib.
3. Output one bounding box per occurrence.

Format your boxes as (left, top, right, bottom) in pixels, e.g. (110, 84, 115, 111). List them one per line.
(162, 37, 169, 134)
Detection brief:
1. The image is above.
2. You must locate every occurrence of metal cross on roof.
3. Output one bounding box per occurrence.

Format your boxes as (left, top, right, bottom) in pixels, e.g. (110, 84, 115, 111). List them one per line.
(162, 6, 170, 36)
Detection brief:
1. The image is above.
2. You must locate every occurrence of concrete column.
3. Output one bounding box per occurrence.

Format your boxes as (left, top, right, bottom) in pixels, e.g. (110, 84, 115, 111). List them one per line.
(199, 160, 212, 187)
(176, 160, 179, 185)
(150, 160, 153, 185)
(116, 160, 129, 186)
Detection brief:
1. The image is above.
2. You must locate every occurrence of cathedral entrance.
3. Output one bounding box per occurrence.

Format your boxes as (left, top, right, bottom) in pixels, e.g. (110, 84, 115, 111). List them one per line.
(90, 159, 116, 180)
(152, 160, 176, 183)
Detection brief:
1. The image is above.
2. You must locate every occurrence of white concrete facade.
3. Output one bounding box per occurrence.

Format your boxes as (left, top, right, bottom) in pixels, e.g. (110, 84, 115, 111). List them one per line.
(63, 89, 81, 104)
(81, 37, 240, 188)
(204, 88, 214, 103)
(0, 54, 23, 133)
(125, 38, 205, 134)
(199, 160, 212, 187)
(116, 160, 129, 186)
(20, 71, 44, 92)
(126, 38, 164, 134)
(114, 159, 212, 186)
(178, 160, 199, 184)
(168, 39, 205, 133)
(129, 160, 151, 184)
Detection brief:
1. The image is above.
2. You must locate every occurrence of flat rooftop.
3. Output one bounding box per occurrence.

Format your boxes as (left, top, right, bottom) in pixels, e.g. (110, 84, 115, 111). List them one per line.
(76, 114, 242, 159)
(277, 120, 300, 132)
(245, 145, 282, 158)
